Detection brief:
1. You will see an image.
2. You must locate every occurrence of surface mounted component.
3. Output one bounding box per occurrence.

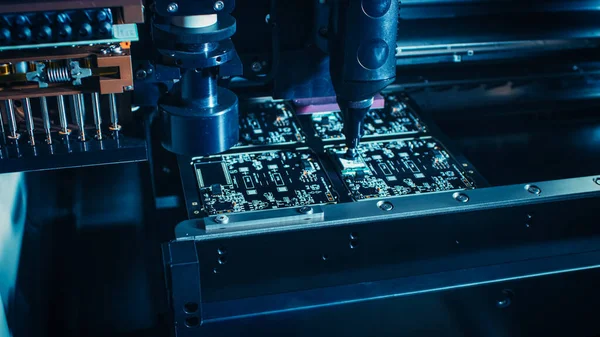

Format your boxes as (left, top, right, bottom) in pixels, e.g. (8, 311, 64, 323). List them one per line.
(328, 137, 475, 200)
(194, 149, 338, 215)
(238, 101, 304, 147)
(312, 95, 426, 140)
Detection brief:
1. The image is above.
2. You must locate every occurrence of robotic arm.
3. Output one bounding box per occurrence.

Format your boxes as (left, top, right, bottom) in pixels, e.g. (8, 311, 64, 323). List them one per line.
(151, 0, 398, 158)
(329, 0, 398, 158)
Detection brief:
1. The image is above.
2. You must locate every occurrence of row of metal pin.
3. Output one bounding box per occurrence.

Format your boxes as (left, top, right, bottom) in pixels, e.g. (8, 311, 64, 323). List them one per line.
(0, 93, 121, 146)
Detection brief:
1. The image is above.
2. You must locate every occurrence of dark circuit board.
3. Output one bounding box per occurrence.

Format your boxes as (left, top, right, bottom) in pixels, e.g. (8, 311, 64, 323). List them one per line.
(311, 95, 427, 141)
(237, 102, 305, 147)
(193, 149, 338, 215)
(328, 137, 475, 201)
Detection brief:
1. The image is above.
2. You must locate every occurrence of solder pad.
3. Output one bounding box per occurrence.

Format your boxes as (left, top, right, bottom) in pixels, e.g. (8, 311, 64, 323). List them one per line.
(194, 149, 338, 215)
(238, 101, 305, 147)
(312, 95, 426, 140)
(328, 137, 475, 200)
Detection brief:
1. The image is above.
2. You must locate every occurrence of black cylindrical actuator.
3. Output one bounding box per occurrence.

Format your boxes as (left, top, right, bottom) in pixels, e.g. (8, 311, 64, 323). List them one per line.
(329, 0, 398, 100)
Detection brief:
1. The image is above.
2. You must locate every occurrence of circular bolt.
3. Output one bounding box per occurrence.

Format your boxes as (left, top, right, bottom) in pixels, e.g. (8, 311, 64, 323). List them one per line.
(124, 85, 134, 91)
(167, 2, 179, 12)
(525, 184, 541, 195)
(135, 69, 147, 80)
(377, 201, 394, 211)
(496, 289, 514, 309)
(214, 214, 229, 224)
(594, 178, 600, 186)
(251, 62, 262, 72)
(214, 1, 225, 11)
(453, 192, 469, 203)
(298, 206, 313, 215)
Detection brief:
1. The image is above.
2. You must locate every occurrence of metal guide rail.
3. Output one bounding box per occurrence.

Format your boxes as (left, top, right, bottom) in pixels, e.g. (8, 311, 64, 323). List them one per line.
(165, 174, 600, 333)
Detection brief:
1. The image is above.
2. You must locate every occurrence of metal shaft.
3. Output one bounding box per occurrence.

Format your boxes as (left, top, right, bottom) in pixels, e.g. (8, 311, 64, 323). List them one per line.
(22, 97, 35, 146)
(91, 92, 102, 140)
(108, 93, 121, 131)
(4, 99, 18, 139)
(40, 96, 52, 144)
(0, 100, 4, 136)
(57, 95, 70, 135)
(73, 94, 86, 141)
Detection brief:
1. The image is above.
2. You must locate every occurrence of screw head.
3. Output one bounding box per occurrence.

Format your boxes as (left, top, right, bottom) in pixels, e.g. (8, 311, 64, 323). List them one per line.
(124, 85, 134, 91)
(377, 201, 394, 211)
(214, 1, 225, 11)
(594, 178, 600, 186)
(298, 206, 313, 214)
(251, 62, 262, 72)
(453, 192, 470, 203)
(525, 184, 541, 195)
(167, 2, 179, 13)
(214, 214, 229, 224)
(135, 69, 147, 80)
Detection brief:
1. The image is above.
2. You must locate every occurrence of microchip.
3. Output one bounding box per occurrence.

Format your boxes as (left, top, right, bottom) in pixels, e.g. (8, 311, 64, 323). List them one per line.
(211, 184, 222, 195)
(195, 162, 231, 187)
(302, 159, 315, 172)
(331, 150, 370, 176)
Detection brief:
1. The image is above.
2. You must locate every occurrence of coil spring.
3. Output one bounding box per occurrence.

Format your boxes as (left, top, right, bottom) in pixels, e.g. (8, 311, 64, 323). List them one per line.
(46, 66, 71, 83)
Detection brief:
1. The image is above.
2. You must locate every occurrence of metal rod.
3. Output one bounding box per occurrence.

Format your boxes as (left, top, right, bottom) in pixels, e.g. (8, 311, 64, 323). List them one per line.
(40, 96, 52, 144)
(0, 101, 4, 136)
(73, 94, 86, 141)
(4, 99, 19, 140)
(91, 92, 102, 140)
(57, 95, 71, 135)
(108, 93, 121, 131)
(22, 97, 35, 146)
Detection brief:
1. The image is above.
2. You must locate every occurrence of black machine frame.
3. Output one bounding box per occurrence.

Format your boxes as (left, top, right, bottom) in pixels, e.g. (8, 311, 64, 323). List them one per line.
(164, 174, 600, 336)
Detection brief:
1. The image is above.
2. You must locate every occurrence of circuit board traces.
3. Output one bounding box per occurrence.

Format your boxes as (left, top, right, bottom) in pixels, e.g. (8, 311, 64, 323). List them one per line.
(194, 149, 337, 214)
(329, 138, 474, 200)
(312, 95, 426, 140)
(238, 102, 304, 147)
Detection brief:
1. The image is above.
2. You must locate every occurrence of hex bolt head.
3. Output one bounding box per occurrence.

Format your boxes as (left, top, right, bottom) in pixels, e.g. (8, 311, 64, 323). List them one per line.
(453, 192, 469, 203)
(167, 2, 179, 13)
(298, 206, 313, 215)
(525, 184, 541, 195)
(214, 1, 225, 11)
(214, 214, 229, 224)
